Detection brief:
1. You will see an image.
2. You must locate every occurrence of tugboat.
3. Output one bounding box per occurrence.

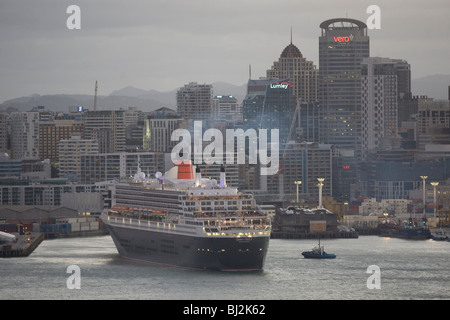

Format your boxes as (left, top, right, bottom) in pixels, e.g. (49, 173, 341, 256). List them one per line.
(301, 238, 336, 259)
(431, 228, 448, 241)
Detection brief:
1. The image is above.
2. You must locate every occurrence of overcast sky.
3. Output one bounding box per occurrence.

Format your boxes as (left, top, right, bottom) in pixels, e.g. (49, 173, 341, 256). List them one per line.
(0, 0, 449, 102)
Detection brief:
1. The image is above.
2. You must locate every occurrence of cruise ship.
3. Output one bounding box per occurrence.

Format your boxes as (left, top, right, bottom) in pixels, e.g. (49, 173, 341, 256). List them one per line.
(101, 161, 271, 271)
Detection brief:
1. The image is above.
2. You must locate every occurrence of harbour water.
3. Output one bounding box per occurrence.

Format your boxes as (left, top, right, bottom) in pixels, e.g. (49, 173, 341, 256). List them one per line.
(1, 235, 449, 300)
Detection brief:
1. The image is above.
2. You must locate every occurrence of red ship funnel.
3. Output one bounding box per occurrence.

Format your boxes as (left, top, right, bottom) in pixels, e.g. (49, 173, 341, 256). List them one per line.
(176, 161, 194, 180)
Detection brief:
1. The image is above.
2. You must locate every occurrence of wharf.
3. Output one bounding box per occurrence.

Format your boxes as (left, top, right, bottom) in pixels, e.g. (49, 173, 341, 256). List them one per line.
(1, 232, 44, 258)
(271, 230, 358, 239)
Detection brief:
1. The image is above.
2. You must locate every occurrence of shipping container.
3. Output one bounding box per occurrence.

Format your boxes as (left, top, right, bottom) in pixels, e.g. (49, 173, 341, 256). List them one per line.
(80, 225, 90, 231)
(0, 224, 18, 233)
(89, 221, 99, 230)
(39, 224, 71, 233)
(309, 220, 327, 232)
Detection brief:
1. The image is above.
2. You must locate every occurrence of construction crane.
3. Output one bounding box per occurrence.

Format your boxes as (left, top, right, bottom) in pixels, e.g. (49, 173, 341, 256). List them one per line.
(94, 80, 98, 111)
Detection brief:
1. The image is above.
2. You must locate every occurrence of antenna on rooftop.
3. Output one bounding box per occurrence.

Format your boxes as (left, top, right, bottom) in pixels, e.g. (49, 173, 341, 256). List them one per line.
(290, 26, 293, 44)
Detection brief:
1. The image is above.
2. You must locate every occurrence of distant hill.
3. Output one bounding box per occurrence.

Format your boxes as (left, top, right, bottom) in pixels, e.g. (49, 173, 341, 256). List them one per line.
(0, 93, 170, 113)
(0, 82, 247, 113)
(1, 75, 446, 113)
(411, 74, 450, 100)
(109, 82, 247, 107)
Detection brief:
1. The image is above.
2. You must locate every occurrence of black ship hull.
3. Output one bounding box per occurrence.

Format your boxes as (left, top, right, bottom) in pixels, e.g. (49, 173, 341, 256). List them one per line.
(379, 228, 431, 240)
(105, 224, 270, 271)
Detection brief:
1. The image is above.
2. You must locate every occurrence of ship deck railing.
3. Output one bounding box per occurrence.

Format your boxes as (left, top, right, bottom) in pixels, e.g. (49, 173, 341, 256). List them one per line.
(106, 210, 167, 222)
(105, 214, 181, 232)
(191, 210, 266, 218)
(213, 225, 270, 231)
(203, 226, 271, 238)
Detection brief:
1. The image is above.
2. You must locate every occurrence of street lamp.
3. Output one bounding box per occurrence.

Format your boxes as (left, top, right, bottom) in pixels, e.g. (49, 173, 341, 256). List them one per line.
(317, 178, 325, 209)
(431, 182, 439, 219)
(420, 176, 427, 217)
(294, 180, 302, 203)
(383, 212, 389, 224)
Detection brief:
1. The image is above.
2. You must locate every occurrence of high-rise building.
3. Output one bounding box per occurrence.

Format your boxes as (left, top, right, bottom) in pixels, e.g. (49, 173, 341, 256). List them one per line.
(39, 119, 84, 161)
(0, 114, 8, 154)
(361, 57, 410, 155)
(79, 152, 165, 184)
(318, 18, 370, 157)
(242, 78, 297, 144)
(59, 133, 98, 180)
(265, 141, 333, 201)
(84, 110, 126, 153)
(143, 109, 184, 153)
(299, 101, 320, 142)
(266, 39, 318, 103)
(10, 112, 40, 160)
(212, 95, 242, 122)
(417, 98, 450, 151)
(177, 82, 213, 121)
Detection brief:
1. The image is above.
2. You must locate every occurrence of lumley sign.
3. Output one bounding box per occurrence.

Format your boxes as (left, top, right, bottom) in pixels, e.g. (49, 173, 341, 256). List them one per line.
(270, 80, 292, 89)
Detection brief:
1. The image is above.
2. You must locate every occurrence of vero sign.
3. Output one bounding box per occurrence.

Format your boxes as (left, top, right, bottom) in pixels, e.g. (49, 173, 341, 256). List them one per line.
(333, 34, 354, 43)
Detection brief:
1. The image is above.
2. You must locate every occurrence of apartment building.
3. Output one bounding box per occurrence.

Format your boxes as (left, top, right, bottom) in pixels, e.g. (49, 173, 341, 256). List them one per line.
(39, 119, 84, 160)
(59, 134, 98, 180)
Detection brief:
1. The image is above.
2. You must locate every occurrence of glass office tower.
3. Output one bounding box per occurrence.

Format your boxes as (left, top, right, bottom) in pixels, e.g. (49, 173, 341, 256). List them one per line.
(242, 78, 297, 144)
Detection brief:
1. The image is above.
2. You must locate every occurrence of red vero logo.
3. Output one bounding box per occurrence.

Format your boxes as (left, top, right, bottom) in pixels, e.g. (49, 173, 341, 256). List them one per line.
(333, 34, 354, 43)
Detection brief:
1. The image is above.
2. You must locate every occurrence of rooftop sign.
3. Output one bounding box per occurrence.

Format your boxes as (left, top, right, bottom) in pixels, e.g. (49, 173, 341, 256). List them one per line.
(333, 34, 355, 43)
(270, 80, 292, 89)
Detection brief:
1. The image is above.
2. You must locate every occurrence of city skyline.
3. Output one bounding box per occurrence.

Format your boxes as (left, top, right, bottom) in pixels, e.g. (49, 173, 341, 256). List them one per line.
(1, 0, 449, 103)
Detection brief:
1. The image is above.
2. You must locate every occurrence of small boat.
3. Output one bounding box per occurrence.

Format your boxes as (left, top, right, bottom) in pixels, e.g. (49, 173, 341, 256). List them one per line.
(431, 229, 448, 241)
(301, 239, 336, 259)
(378, 218, 431, 240)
